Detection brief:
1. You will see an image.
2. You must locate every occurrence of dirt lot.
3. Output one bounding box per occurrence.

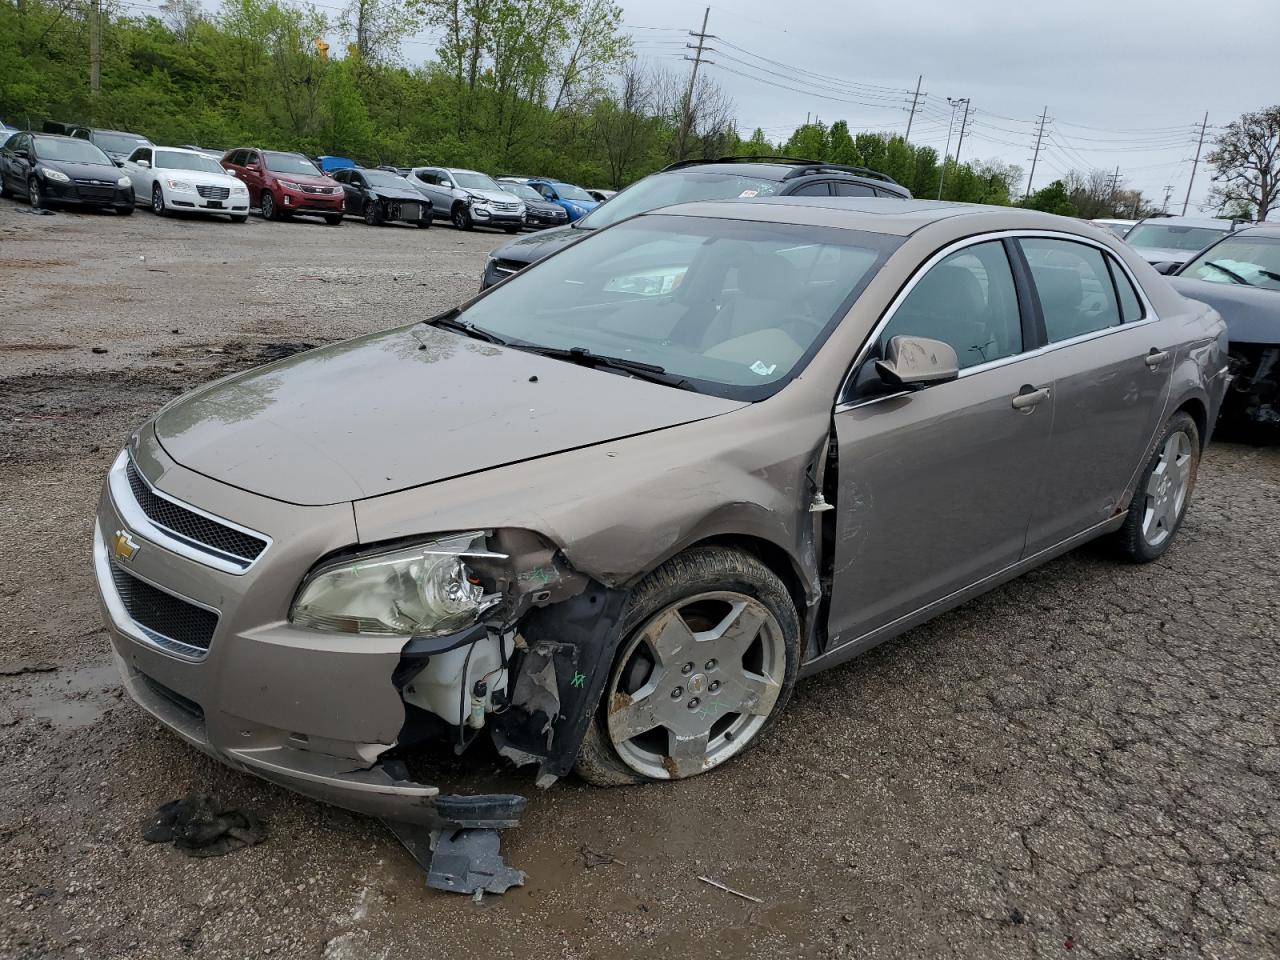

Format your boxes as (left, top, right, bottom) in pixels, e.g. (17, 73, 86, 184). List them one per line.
(1, 200, 1277, 960)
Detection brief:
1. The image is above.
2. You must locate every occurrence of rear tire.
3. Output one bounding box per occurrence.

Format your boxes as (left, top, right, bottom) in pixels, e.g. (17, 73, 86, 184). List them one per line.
(0, 178, 11, 199)
(575, 546, 800, 787)
(231, 214, 248, 223)
(1114, 411, 1200, 563)
(503, 225, 521, 233)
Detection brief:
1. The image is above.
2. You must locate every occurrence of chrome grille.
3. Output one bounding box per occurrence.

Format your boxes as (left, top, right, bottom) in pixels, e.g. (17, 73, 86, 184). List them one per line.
(110, 561, 218, 654)
(125, 457, 267, 563)
(197, 185, 231, 200)
(302, 184, 339, 195)
(492, 200, 519, 212)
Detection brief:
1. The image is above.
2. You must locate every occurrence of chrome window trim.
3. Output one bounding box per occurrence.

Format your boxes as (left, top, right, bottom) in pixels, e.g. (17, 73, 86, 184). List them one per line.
(835, 228, 1162, 412)
(108, 449, 272, 575)
(93, 522, 218, 662)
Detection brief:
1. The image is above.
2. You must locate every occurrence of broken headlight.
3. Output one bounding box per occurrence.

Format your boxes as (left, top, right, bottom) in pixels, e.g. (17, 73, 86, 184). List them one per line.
(289, 532, 501, 637)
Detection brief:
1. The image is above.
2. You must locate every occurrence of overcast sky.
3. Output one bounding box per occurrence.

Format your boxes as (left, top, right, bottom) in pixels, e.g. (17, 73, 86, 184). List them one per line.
(618, 0, 1280, 212)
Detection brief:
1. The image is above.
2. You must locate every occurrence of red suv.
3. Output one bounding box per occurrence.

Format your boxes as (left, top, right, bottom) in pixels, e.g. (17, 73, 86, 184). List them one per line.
(221, 148, 344, 224)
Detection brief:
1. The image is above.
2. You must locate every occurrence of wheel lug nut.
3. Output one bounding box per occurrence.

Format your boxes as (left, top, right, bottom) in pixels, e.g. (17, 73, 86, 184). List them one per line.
(681, 662, 693, 675)
(709, 680, 720, 692)
(671, 686, 683, 699)
(687, 697, 700, 709)
(705, 659, 717, 670)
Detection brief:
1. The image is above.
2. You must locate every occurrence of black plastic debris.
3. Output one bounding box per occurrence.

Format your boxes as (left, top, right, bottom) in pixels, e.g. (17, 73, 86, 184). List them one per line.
(428, 829, 525, 895)
(142, 793, 266, 858)
(15, 207, 55, 216)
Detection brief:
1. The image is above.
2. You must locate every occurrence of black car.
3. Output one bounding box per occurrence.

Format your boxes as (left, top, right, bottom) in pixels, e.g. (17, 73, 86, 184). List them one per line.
(1170, 224, 1280, 430)
(497, 178, 569, 229)
(1, 132, 134, 214)
(332, 167, 432, 227)
(480, 156, 911, 288)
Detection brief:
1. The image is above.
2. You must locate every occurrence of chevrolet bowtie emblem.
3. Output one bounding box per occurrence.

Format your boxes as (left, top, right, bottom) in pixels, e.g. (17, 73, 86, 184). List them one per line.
(112, 529, 141, 562)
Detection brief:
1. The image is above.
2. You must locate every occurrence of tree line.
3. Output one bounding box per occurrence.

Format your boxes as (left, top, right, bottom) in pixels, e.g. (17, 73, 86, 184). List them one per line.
(2, 0, 1275, 218)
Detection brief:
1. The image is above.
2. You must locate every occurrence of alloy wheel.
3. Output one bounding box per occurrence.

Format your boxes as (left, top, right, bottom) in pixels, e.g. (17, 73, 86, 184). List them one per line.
(1142, 431, 1192, 548)
(152, 184, 165, 215)
(28, 178, 41, 208)
(605, 591, 786, 780)
(260, 192, 275, 220)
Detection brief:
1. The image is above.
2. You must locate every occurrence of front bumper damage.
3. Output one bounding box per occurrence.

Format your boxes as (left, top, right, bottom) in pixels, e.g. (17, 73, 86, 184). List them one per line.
(1224, 344, 1280, 427)
(92, 438, 631, 892)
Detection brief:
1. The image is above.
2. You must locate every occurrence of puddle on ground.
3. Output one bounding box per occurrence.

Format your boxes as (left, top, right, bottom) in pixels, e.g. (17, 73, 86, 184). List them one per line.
(4, 662, 120, 730)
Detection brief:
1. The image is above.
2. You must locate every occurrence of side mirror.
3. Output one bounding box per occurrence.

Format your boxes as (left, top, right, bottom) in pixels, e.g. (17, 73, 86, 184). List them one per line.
(113, 158, 124, 167)
(136, 159, 150, 168)
(1152, 261, 1180, 276)
(875, 335, 960, 389)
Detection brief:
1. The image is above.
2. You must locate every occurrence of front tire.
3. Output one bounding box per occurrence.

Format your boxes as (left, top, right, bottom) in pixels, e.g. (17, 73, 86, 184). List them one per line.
(1115, 411, 1200, 563)
(259, 191, 277, 221)
(324, 214, 343, 226)
(231, 214, 248, 223)
(451, 204, 472, 230)
(575, 546, 800, 787)
(28, 177, 43, 209)
(151, 184, 167, 216)
(363, 200, 383, 226)
(503, 225, 521, 233)
(416, 217, 431, 229)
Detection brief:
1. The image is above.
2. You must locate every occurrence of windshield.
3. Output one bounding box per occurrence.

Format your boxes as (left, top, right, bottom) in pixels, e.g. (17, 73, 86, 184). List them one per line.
(34, 137, 112, 165)
(265, 152, 321, 175)
(502, 182, 543, 202)
(1181, 236, 1280, 290)
(453, 171, 500, 191)
(94, 132, 149, 154)
(459, 214, 900, 400)
(154, 151, 225, 175)
(1126, 223, 1229, 252)
(581, 171, 784, 230)
(362, 169, 408, 188)
(554, 182, 594, 202)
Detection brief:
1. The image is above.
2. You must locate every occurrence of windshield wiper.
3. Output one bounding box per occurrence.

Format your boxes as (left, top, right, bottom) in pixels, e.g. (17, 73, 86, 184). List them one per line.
(1200, 261, 1251, 285)
(513, 344, 695, 390)
(425, 309, 509, 344)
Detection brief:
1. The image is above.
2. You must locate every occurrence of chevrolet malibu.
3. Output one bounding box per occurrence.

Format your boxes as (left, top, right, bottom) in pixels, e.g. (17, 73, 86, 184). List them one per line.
(93, 198, 1228, 826)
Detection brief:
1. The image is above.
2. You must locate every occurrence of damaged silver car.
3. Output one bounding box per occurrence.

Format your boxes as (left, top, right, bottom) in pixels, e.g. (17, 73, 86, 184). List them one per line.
(94, 197, 1229, 841)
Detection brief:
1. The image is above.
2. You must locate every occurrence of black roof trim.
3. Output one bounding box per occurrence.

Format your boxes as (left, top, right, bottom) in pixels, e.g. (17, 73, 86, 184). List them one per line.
(659, 154, 901, 187)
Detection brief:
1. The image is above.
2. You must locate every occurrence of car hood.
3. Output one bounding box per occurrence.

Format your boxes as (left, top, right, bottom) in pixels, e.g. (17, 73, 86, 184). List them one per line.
(1132, 245, 1195, 266)
(492, 223, 585, 265)
(369, 182, 426, 201)
(43, 159, 122, 181)
(272, 171, 338, 188)
(1170, 276, 1279, 345)
(523, 198, 564, 214)
(153, 167, 242, 189)
(153, 324, 745, 506)
(467, 188, 522, 205)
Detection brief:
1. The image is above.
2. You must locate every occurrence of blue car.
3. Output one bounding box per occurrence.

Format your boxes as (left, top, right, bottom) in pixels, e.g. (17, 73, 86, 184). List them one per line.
(522, 178, 599, 222)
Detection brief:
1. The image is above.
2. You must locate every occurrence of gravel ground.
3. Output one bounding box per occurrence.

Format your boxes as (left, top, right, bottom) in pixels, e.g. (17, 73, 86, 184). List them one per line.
(1, 201, 1277, 960)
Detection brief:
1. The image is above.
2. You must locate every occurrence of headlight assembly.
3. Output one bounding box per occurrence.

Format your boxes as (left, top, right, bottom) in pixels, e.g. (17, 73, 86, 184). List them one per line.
(40, 167, 70, 183)
(165, 178, 195, 192)
(116, 175, 131, 187)
(277, 179, 302, 191)
(290, 532, 503, 637)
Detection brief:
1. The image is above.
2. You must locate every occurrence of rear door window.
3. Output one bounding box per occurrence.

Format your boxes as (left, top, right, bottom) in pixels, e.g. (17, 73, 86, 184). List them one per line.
(834, 182, 876, 197)
(791, 181, 832, 196)
(1019, 238, 1122, 343)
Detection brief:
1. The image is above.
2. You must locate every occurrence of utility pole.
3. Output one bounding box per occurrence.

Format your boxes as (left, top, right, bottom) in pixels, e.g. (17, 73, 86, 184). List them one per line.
(953, 98, 972, 165)
(89, 0, 101, 97)
(675, 7, 713, 162)
(937, 96, 966, 200)
(1182, 111, 1209, 216)
(1023, 106, 1049, 201)
(1162, 184, 1174, 213)
(1107, 165, 1121, 213)
(904, 74, 923, 144)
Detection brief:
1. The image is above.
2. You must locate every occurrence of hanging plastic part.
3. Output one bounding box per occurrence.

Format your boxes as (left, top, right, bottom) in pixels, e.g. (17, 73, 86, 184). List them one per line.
(468, 680, 488, 730)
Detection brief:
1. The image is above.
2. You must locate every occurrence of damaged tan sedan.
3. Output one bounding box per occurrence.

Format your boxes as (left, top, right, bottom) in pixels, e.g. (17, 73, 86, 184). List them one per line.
(94, 198, 1229, 835)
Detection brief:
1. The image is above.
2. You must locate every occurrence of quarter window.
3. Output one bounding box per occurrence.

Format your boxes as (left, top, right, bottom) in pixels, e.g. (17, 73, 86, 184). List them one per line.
(1109, 259, 1144, 322)
(876, 240, 1023, 370)
(1020, 238, 1122, 342)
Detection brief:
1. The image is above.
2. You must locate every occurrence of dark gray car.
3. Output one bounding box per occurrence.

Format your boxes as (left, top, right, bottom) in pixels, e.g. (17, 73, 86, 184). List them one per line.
(497, 178, 569, 229)
(1170, 223, 1280, 427)
(480, 156, 912, 288)
(332, 167, 432, 227)
(93, 198, 1225, 834)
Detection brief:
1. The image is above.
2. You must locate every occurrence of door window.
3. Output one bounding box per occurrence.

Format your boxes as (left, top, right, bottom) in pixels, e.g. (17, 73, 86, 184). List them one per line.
(416, 170, 438, 185)
(834, 182, 875, 197)
(331, 169, 348, 183)
(1019, 238, 1122, 343)
(875, 240, 1023, 370)
(791, 181, 831, 196)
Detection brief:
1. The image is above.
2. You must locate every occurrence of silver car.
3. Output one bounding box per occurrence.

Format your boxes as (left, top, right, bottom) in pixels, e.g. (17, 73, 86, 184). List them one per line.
(93, 198, 1227, 828)
(408, 165, 525, 232)
(1126, 215, 1237, 269)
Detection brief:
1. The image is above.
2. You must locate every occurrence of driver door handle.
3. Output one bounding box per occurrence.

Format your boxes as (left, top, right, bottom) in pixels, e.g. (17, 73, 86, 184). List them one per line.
(1011, 386, 1050, 411)
(1145, 349, 1170, 369)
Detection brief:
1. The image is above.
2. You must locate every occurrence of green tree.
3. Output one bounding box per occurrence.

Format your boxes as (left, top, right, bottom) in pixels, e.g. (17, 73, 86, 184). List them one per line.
(1021, 179, 1077, 216)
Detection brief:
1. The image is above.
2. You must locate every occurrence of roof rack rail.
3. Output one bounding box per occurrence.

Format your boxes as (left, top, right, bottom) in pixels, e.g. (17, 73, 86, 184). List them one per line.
(658, 154, 901, 186)
(782, 163, 901, 185)
(659, 154, 823, 172)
